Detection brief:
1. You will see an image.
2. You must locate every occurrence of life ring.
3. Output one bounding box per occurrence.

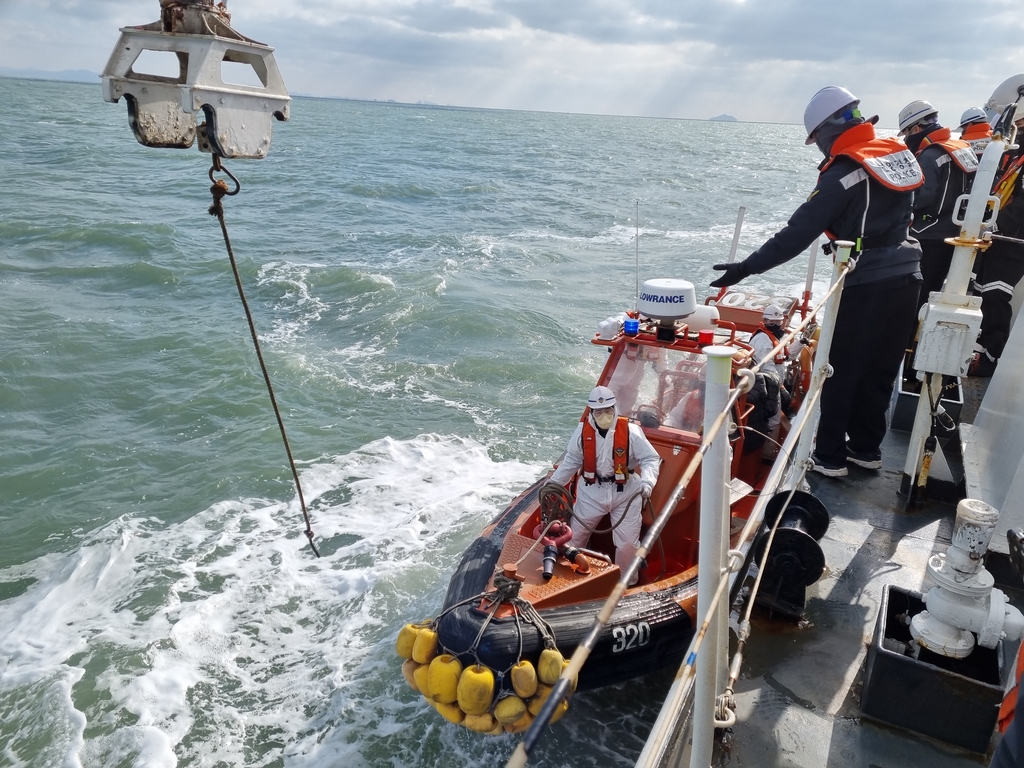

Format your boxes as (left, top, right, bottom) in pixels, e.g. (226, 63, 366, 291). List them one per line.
(800, 342, 814, 394)
(788, 340, 816, 413)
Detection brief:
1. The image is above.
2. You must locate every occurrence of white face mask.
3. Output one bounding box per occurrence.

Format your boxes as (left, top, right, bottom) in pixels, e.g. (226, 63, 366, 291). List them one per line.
(593, 407, 615, 430)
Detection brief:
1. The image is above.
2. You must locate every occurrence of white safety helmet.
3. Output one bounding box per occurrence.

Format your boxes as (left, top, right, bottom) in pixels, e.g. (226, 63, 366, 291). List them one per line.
(803, 86, 859, 145)
(897, 100, 938, 136)
(587, 386, 616, 410)
(958, 106, 988, 130)
(762, 304, 785, 324)
(985, 74, 1024, 117)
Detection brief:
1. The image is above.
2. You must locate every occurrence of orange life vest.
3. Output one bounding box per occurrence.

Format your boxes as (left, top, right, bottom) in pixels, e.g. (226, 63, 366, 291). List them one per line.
(820, 123, 925, 192)
(819, 124, 924, 243)
(994, 153, 1024, 209)
(581, 416, 630, 487)
(754, 323, 788, 365)
(915, 126, 979, 173)
(677, 392, 705, 432)
(998, 640, 1024, 733)
(961, 122, 993, 157)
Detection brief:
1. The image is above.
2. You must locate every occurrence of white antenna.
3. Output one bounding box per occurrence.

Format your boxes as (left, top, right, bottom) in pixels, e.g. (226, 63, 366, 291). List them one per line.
(635, 200, 640, 311)
(726, 206, 746, 263)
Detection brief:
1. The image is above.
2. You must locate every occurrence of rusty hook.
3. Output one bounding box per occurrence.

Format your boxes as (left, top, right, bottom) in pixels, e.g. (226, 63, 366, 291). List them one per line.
(208, 156, 241, 196)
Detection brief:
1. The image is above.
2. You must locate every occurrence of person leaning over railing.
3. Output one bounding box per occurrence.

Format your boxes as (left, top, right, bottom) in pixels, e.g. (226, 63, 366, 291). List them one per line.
(709, 85, 924, 478)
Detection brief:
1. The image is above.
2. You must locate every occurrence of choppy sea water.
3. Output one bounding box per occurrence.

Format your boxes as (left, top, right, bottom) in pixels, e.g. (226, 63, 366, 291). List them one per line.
(0, 76, 829, 767)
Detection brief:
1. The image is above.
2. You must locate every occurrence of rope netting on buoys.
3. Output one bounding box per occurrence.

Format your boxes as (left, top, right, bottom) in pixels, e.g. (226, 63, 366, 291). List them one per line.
(396, 619, 573, 734)
(394, 568, 575, 734)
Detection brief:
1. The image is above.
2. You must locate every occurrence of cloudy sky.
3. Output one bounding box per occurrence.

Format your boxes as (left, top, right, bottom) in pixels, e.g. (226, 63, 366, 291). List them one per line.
(2, 0, 1023, 129)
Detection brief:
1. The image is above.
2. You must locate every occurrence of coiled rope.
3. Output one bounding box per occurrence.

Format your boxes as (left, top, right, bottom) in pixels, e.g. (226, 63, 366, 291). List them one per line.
(207, 155, 319, 557)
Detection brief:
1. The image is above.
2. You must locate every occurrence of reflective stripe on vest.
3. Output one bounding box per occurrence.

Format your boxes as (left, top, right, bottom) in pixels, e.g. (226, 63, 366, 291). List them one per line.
(917, 127, 979, 174)
(581, 416, 631, 486)
(820, 123, 924, 191)
(994, 154, 1024, 209)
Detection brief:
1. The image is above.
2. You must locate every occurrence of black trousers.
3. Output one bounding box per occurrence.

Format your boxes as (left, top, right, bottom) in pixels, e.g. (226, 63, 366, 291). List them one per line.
(815, 276, 921, 464)
(918, 239, 956, 308)
(973, 240, 1024, 360)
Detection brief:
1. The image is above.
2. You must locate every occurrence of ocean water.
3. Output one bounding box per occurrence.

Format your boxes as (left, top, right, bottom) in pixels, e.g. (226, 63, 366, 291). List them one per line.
(0, 77, 828, 767)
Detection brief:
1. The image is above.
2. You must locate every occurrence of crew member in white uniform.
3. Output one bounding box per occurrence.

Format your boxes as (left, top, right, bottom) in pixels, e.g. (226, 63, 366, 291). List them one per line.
(548, 386, 661, 586)
(748, 304, 806, 428)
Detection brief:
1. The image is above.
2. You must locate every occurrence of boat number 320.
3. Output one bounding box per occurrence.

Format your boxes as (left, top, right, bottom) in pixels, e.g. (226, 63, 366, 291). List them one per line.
(611, 621, 651, 653)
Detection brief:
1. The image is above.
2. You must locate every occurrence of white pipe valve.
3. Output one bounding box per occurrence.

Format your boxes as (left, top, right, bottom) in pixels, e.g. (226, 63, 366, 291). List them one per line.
(910, 499, 1024, 657)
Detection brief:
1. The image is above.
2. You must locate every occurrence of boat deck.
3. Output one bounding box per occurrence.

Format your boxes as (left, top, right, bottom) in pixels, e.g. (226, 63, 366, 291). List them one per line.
(711, 377, 1018, 767)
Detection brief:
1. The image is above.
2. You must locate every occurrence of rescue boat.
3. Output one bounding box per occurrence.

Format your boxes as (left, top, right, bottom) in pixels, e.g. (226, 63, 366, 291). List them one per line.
(395, 279, 817, 734)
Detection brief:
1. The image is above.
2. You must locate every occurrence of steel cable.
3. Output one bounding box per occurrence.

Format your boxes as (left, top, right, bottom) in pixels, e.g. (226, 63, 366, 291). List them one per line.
(207, 156, 319, 557)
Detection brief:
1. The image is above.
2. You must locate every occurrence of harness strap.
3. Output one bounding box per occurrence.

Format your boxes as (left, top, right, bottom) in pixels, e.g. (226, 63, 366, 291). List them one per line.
(823, 229, 909, 255)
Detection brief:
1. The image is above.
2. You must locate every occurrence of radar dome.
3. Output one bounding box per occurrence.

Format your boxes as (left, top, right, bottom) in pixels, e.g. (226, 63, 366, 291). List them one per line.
(637, 279, 697, 322)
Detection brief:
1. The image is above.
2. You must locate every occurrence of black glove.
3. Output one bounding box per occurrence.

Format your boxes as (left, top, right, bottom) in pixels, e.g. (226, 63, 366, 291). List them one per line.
(709, 261, 750, 288)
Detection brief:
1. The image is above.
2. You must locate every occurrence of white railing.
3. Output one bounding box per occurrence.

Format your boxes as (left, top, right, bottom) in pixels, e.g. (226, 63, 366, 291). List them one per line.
(648, 241, 854, 768)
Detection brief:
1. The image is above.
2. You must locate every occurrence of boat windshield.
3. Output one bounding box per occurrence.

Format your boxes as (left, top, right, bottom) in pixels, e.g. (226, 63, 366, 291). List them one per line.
(605, 343, 708, 432)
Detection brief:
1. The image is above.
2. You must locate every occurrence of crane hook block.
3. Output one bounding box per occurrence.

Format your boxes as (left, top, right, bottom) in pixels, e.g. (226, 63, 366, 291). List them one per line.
(100, 1, 289, 159)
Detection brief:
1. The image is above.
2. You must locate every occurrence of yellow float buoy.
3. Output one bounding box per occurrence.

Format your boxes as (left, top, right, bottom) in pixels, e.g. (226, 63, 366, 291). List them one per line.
(527, 683, 554, 716)
(463, 712, 498, 733)
(538, 648, 564, 685)
(511, 659, 538, 698)
(427, 654, 462, 704)
(433, 699, 465, 724)
(504, 709, 534, 734)
(412, 627, 439, 664)
(401, 659, 420, 692)
(396, 622, 421, 659)
(413, 662, 432, 698)
(561, 658, 578, 693)
(493, 695, 527, 726)
(550, 697, 570, 723)
(457, 664, 495, 716)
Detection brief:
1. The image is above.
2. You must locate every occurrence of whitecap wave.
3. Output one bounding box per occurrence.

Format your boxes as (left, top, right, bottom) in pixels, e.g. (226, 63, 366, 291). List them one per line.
(0, 435, 545, 768)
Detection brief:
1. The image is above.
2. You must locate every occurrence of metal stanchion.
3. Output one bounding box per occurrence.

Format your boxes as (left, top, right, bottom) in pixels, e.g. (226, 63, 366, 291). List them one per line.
(689, 347, 734, 768)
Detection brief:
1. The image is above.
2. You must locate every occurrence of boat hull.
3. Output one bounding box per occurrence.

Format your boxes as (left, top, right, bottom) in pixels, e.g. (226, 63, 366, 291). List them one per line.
(437, 480, 697, 691)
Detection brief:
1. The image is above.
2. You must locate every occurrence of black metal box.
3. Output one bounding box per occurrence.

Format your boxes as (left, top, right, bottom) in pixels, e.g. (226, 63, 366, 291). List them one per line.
(889, 362, 964, 433)
(861, 584, 1006, 753)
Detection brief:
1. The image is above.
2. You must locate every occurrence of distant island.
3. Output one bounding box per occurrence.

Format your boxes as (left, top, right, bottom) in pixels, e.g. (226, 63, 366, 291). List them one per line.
(708, 114, 738, 122)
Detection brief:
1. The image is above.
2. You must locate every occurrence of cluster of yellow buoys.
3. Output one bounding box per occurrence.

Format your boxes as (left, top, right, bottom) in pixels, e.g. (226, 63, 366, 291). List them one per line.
(396, 620, 576, 735)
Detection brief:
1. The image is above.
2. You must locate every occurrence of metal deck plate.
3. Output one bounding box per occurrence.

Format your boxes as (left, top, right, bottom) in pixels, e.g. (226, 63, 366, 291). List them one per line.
(723, 427, 994, 766)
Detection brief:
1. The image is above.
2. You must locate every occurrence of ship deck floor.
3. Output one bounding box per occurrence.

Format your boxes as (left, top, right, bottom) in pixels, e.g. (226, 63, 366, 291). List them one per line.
(715, 377, 1017, 767)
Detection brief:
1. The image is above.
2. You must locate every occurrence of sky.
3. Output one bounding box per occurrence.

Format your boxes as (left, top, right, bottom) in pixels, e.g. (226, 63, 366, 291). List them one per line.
(2, 0, 1023, 129)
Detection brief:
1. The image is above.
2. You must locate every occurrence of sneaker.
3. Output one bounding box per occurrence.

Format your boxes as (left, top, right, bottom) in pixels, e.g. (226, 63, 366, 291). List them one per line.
(811, 454, 848, 477)
(847, 447, 882, 470)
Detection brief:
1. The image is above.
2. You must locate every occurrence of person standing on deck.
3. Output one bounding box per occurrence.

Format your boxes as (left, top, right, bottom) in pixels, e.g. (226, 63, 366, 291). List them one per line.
(959, 107, 993, 159)
(897, 100, 978, 313)
(970, 77, 1024, 378)
(548, 386, 661, 585)
(709, 86, 924, 478)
